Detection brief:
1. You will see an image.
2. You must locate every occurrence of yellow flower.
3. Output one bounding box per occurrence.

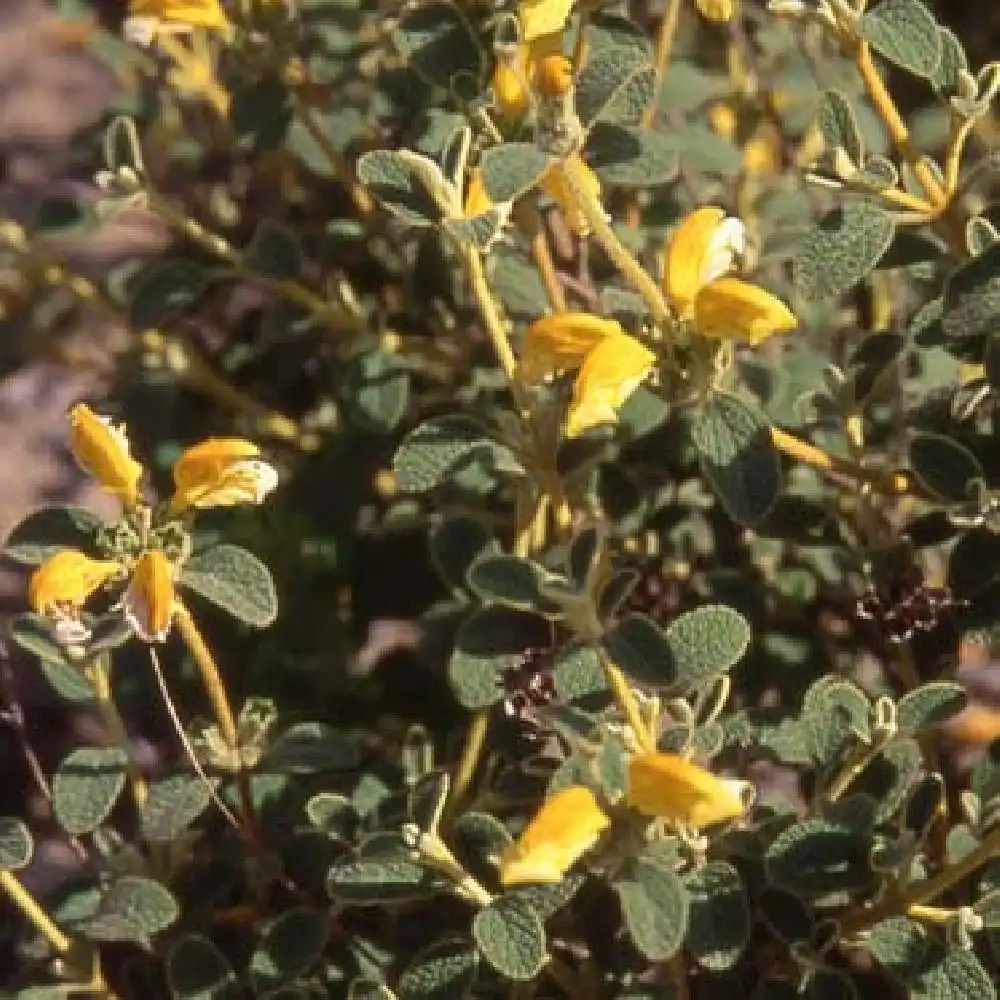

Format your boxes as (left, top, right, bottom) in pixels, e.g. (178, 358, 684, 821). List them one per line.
(68, 404, 145, 507)
(662, 206, 796, 344)
(169, 438, 279, 513)
(463, 168, 493, 219)
(123, 550, 176, 643)
(627, 752, 748, 828)
(518, 0, 573, 42)
(539, 154, 602, 237)
(492, 33, 564, 118)
(499, 785, 611, 886)
(696, 0, 734, 24)
(521, 312, 655, 436)
(567, 334, 657, 437)
(127, 0, 229, 30)
(29, 550, 123, 616)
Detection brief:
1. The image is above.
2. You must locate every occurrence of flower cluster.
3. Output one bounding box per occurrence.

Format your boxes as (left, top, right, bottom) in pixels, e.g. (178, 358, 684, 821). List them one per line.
(28, 404, 278, 644)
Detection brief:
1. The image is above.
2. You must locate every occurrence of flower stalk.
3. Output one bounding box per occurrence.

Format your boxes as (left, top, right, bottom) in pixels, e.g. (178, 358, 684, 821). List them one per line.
(0, 869, 72, 956)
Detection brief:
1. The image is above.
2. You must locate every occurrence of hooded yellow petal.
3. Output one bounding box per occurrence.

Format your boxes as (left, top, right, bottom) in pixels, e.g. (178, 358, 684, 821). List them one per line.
(463, 167, 493, 219)
(29, 550, 123, 615)
(520, 312, 623, 382)
(663, 207, 746, 318)
(128, 0, 229, 29)
(694, 277, 797, 345)
(696, 0, 734, 23)
(499, 785, 611, 886)
(124, 550, 175, 643)
(68, 404, 144, 507)
(170, 438, 279, 513)
(539, 155, 601, 237)
(518, 0, 573, 42)
(627, 752, 748, 827)
(565, 333, 655, 437)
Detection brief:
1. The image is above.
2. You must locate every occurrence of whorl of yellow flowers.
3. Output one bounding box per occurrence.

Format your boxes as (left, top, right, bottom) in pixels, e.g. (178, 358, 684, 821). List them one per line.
(499, 753, 749, 886)
(28, 404, 278, 643)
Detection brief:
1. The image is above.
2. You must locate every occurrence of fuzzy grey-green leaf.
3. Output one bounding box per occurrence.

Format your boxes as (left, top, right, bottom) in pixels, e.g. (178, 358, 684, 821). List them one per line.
(398, 938, 478, 1000)
(181, 544, 278, 628)
(897, 682, 967, 736)
(683, 862, 748, 970)
(860, 0, 942, 79)
(356, 150, 444, 227)
(666, 605, 750, 692)
(691, 391, 781, 526)
(243, 220, 304, 280)
(586, 125, 679, 188)
(140, 774, 213, 843)
(393, 3, 483, 90)
(166, 934, 236, 1000)
(907, 432, 983, 503)
(0, 818, 33, 871)
(817, 90, 863, 164)
(53, 745, 128, 835)
(614, 858, 689, 962)
(393, 416, 496, 493)
(4, 506, 104, 565)
(250, 907, 329, 996)
(942, 241, 1000, 339)
(601, 614, 676, 688)
(79, 876, 179, 946)
(472, 896, 546, 982)
(794, 201, 895, 302)
(480, 143, 551, 203)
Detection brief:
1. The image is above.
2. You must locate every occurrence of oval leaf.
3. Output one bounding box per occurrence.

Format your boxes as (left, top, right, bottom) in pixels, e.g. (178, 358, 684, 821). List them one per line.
(181, 544, 278, 628)
(53, 745, 128, 836)
(472, 896, 546, 982)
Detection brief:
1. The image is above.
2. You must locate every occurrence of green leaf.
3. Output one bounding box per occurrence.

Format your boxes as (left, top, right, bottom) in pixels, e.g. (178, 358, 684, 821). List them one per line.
(53, 745, 128, 835)
(691, 391, 781, 526)
(180, 544, 278, 628)
(448, 606, 549, 709)
(343, 351, 411, 433)
(10, 615, 95, 703)
(250, 907, 329, 996)
(140, 774, 213, 843)
(854, 738, 923, 824)
(586, 125, 680, 188)
(907, 433, 982, 502)
(0, 818, 33, 870)
(793, 201, 895, 302)
(916, 948, 996, 1000)
(327, 837, 444, 903)
(576, 46, 655, 128)
(480, 143, 551, 203)
(967, 216, 999, 257)
(942, 241, 1000, 339)
(666, 605, 751, 692)
(467, 554, 562, 616)
(4, 506, 104, 564)
(393, 3, 483, 90)
(817, 89, 863, 164)
(393, 416, 500, 493)
(305, 792, 357, 842)
(261, 723, 361, 773)
(243, 220, 304, 281)
(398, 938, 479, 1000)
(79, 876, 179, 946)
(601, 614, 675, 688)
(897, 682, 967, 736)
(356, 150, 445, 227)
(865, 917, 927, 983)
(553, 642, 611, 709)
(930, 27, 968, 94)
(166, 934, 237, 1000)
(472, 896, 546, 982)
(683, 862, 748, 971)
(860, 0, 942, 79)
(614, 858, 689, 962)
(765, 818, 874, 899)
(802, 677, 871, 766)
(129, 258, 213, 329)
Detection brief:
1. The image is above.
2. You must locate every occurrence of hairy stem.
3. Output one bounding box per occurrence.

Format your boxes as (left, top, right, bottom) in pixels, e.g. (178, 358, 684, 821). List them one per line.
(0, 869, 72, 955)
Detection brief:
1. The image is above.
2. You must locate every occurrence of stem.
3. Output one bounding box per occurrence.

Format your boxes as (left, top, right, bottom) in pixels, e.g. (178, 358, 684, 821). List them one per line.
(840, 822, 1000, 936)
(461, 246, 522, 388)
(854, 43, 946, 208)
(0, 869, 72, 955)
(173, 601, 260, 845)
(646, 0, 684, 129)
(444, 710, 488, 825)
(770, 427, 912, 495)
(558, 158, 672, 325)
(531, 229, 568, 312)
(86, 656, 148, 815)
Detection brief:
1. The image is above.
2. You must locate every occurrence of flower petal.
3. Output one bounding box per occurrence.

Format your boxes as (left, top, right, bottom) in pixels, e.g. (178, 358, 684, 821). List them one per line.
(170, 438, 278, 512)
(627, 752, 748, 827)
(463, 167, 493, 219)
(565, 332, 655, 437)
(499, 785, 611, 886)
(68, 404, 144, 507)
(518, 0, 573, 42)
(124, 550, 175, 643)
(29, 550, 123, 615)
(539, 154, 601, 237)
(127, 0, 229, 30)
(663, 207, 746, 318)
(694, 277, 797, 344)
(520, 312, 623, 381)
(696, 0, 735, 23)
